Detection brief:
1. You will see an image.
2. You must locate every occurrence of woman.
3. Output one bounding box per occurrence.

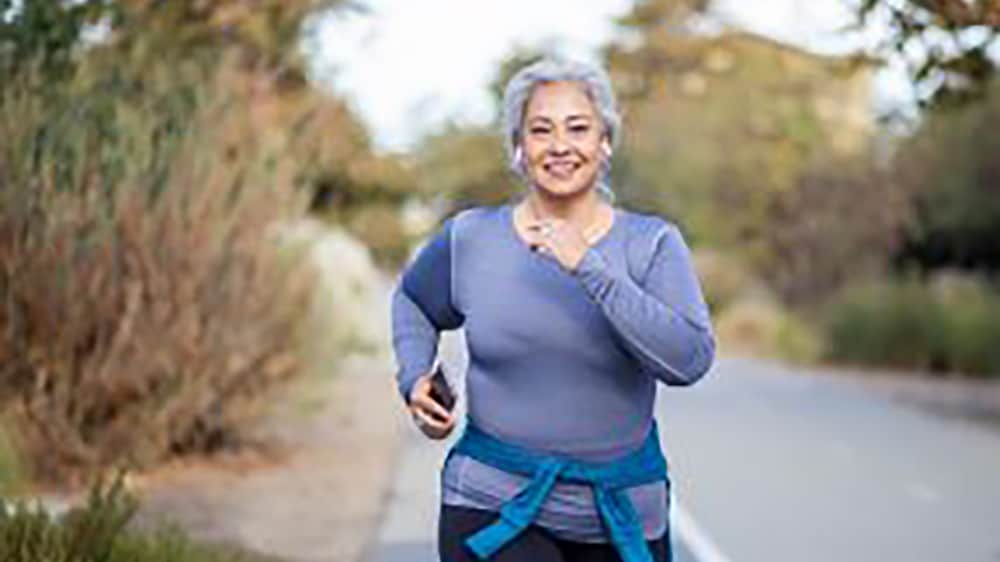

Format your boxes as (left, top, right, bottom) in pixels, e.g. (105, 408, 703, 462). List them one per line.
(390, 57, 716, 562)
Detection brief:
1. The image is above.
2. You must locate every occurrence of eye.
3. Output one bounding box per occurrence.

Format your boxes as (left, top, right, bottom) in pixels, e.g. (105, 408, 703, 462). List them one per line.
(529, 126, 550, 135)
(570, 124, 590, 133)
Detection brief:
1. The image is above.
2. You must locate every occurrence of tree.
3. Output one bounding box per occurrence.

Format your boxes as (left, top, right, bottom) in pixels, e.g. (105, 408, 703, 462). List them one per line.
(855, 0, 999, 108)
(605, 2, 906, 303)
(0, 0, 112, 80)
(891, 77, 1000, 275)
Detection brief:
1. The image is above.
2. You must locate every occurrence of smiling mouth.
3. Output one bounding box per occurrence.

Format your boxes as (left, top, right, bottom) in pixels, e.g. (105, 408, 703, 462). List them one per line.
(543, 162, 580, 178)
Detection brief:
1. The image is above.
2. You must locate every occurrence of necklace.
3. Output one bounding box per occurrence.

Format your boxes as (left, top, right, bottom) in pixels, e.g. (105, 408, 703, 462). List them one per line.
(525, 198, 607, 246)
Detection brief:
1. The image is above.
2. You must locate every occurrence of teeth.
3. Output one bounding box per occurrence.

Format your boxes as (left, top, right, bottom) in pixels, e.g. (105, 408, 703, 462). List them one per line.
(546, 163, 578, 176)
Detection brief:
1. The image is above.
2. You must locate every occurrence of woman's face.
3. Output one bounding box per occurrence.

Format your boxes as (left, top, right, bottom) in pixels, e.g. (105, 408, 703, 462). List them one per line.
(520, 80, 607, 199)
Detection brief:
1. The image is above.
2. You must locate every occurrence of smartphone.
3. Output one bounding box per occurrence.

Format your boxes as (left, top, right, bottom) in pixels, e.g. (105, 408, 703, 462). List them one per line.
(428, 362, 456, 413)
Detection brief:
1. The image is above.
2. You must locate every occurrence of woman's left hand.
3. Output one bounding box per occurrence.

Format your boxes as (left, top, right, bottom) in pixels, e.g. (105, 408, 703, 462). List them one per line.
(525, 217, 590, 273)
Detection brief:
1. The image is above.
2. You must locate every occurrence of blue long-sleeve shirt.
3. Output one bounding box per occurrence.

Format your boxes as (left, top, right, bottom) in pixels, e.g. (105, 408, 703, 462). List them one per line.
(390, 201, 715, 542)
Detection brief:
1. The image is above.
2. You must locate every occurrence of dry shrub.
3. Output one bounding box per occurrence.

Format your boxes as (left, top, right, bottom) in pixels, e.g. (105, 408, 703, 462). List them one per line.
(715, 296, 825, 364)
(0, 56, 315, 485)
(0, 423, 24, 495)
(690, 248, 763, 314)
(692, 248, 827, 364)
(756, 156, 909, 307)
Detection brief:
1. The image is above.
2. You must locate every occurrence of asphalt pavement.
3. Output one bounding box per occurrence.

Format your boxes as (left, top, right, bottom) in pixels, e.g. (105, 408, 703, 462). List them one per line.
(363, 352, 1000, 562)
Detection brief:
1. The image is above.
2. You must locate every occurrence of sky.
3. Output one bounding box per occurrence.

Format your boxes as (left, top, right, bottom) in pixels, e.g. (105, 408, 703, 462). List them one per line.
(303, 0, 917, 154)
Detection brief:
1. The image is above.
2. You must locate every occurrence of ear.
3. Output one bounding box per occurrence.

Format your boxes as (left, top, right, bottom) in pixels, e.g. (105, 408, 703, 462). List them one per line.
(600, 138, 613, 157)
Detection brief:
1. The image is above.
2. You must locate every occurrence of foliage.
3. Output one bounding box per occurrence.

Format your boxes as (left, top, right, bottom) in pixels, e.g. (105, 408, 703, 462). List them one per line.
(693, 247, 828, 365)
(854, 0, 999, 108)
(0, 51, 319, 484)
(0, 424, 24, 496)
(824, 273, 1000, 377)
(715, 296, 825, 364)
(0, 0, 115, 80)
(0, 0, 340, 121)
(0, 0, 412, 484)
(607, 30, 871, 240)
(690, 248, 760, 314)
(0, 471, 276, 562)
(605, 10, 898, 302)
(309, 157, 418, 269)
(414, 126, 519, 211)
(614, 0, 710, 31)
(757, 156, 909, 306)
(891, 77, 1000, 274)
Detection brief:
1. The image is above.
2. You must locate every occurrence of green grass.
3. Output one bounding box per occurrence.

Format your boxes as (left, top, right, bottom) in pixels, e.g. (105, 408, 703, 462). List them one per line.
(0, 471, 278, 562)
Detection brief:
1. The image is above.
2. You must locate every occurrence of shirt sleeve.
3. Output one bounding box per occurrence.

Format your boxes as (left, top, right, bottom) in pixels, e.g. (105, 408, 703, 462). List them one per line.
(572, 221, 716, 386)
(390, 217, 465, 405)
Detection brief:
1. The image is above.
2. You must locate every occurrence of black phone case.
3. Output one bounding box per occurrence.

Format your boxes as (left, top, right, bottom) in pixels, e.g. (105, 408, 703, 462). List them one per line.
(428, 363, 456, 412)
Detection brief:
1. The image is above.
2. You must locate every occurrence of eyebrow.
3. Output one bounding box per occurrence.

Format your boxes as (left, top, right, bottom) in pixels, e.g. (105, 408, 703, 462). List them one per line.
(527, 114, 594, 126)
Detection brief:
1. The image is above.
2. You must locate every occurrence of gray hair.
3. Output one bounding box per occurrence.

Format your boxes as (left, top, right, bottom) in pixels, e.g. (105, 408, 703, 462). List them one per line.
(501, 57, 620, 203)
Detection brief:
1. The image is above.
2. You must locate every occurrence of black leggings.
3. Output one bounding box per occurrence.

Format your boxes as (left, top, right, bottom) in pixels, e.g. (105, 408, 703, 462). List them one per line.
(437, 503, 672, 562)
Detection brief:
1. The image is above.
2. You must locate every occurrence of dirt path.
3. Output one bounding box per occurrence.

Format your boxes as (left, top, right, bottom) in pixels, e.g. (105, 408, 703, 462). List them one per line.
(131, 353, 407, 562)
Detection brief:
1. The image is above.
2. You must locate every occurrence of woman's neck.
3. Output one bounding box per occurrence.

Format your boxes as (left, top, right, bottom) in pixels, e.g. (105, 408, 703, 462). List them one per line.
(523, 188, 606, 231)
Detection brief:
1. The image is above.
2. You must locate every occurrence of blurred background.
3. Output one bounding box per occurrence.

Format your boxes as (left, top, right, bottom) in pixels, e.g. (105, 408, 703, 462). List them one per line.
(1, 1, 998, 561)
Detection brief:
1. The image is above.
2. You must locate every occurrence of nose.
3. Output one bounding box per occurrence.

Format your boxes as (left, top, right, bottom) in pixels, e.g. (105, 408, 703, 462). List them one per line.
(547, 145, 570, 158)
(547, 132, 571, 156)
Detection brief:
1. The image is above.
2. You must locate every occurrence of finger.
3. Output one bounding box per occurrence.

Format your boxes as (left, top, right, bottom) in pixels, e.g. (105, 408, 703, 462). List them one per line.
(426, 409, 455, 430)
(412, 393, 451, 422)
(411, 407, 432, 426)
(414, 407, 448, 430)
(413, 384, 449, 413)
(422, 397, 454, 423)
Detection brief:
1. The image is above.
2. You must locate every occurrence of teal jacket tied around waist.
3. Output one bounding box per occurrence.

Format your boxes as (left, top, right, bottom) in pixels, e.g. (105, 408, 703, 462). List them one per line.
(447, 418, 670, 562)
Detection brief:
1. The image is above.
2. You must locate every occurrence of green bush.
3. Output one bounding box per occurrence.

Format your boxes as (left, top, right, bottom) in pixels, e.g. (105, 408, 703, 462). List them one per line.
(824, 274, 1000, 377)
(933, 274, 1000, 376)
(0, 472, 275, 562)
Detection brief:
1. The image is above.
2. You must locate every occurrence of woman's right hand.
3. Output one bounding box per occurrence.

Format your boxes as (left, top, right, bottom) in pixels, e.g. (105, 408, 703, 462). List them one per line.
(407, 372, 456, 440)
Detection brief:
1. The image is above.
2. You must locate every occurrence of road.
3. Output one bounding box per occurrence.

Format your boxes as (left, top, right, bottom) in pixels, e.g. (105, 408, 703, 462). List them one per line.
(362, 354, 1000, 562)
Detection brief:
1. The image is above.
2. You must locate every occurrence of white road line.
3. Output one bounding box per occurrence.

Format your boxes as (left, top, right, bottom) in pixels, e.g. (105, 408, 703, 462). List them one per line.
(673, 496, 733, 562)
